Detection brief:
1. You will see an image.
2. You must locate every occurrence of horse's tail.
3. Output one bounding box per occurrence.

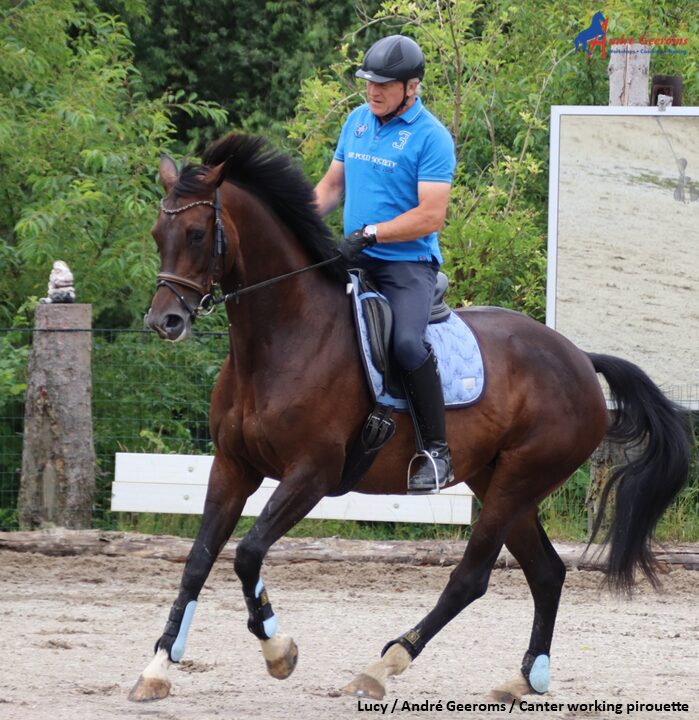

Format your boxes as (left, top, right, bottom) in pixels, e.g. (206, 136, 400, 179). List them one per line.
(587, 353, 691, 592)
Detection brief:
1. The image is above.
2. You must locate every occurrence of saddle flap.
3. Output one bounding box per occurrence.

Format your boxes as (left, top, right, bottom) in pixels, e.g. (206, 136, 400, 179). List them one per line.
(349, 270, 483, 410)
(362, 294, 392, 375)
(354, 271, 402, 397)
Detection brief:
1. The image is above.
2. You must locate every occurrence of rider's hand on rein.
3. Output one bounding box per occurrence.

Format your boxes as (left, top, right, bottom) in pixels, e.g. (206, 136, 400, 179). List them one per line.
(339, 227, 377, 263)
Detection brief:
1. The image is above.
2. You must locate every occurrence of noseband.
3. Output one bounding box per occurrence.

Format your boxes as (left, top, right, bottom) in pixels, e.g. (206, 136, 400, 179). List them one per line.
(156, 189, 341, 319)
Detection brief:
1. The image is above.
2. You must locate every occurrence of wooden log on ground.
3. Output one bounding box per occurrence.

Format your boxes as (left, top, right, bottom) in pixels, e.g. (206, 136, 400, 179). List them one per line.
(1, 529, 697, 570)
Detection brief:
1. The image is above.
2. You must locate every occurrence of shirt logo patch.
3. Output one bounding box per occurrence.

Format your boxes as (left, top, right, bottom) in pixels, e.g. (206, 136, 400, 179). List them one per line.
(392, 130, 411, 150)
(354, 123, 368, 137)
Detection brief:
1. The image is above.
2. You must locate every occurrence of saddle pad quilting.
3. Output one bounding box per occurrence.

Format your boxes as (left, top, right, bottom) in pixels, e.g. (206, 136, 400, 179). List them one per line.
(350, 275, 485, 411)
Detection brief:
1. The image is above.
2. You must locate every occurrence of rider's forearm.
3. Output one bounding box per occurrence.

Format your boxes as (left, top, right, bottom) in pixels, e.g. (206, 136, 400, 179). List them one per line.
(373, 205, 446, 243)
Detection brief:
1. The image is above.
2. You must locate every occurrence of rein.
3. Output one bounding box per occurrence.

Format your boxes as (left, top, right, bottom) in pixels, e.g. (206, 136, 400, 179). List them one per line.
(215, 256, 341, 306)
(157, 190, 342, 318)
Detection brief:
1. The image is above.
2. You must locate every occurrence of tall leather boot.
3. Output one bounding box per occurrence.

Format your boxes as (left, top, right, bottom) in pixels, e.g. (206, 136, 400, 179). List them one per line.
(403, 349, 454, 494)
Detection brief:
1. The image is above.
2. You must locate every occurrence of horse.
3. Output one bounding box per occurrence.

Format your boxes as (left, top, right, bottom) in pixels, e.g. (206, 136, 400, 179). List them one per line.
(132, 132, 690, 703)
(574, 11, 608, 56)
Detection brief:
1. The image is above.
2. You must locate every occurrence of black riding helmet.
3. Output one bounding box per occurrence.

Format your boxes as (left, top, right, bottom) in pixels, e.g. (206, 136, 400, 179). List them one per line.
(356, 35, 425, 84)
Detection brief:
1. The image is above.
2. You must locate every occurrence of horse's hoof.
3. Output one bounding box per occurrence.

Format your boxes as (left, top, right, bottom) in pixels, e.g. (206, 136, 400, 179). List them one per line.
(490, 673, 533, 703)
(342, 673, 386, 700)
(263, 635, 299, 679)
(128, 674, 171, 702)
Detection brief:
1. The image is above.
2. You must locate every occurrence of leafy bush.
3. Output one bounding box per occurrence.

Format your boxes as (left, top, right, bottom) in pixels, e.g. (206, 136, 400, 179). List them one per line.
(0, 0, 227, 328)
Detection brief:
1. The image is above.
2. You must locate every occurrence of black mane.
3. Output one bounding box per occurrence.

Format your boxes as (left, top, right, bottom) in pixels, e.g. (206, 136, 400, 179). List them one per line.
(173, 133, 345, 283)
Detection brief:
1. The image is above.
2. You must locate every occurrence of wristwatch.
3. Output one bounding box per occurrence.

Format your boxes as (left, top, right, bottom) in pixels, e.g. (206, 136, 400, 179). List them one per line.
(363, 224, 378, 242)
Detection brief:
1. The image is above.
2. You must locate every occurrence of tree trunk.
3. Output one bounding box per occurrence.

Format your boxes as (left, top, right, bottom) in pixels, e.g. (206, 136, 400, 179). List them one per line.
(18, 304, 95, 529)
(586, 418, 625, 537)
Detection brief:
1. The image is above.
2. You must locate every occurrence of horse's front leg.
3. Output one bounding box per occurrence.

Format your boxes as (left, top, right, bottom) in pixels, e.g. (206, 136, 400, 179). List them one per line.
(129, 456, 261, 702)
(233, 459, 340, 680)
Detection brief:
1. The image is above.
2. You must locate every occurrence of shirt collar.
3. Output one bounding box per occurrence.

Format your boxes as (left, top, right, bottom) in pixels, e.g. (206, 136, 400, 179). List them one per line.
(397, 96, 424, 124)
(366, 96, 424, 127)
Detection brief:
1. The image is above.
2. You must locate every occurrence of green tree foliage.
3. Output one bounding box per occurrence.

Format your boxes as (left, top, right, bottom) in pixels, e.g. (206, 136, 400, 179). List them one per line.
(0, 0, 227, 328)
(107, 0, 381, 148)
(288, 0, 698, 317)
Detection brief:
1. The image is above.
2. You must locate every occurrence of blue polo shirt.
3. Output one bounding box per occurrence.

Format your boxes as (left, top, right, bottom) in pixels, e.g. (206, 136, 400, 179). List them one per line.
(334, 97, 455, 263)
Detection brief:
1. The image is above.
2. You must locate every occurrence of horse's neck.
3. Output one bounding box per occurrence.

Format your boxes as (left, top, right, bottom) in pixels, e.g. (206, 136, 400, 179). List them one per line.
(223, 190, 346, 366)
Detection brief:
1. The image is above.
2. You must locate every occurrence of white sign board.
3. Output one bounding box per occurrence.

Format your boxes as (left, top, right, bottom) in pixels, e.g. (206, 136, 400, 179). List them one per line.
(547, 106, 699, 407)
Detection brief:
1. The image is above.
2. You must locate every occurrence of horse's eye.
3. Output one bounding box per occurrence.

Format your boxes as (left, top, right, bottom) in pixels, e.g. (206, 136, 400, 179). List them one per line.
(188, 229, 205, 246)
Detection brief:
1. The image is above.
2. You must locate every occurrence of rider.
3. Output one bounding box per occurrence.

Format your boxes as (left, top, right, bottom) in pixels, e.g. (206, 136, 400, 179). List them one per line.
(314, 35, 456, 493)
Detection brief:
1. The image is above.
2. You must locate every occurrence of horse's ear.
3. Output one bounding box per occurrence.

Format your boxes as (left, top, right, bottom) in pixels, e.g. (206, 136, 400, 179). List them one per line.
(206, 160, 229, 188)
(159, 155, 178, 191)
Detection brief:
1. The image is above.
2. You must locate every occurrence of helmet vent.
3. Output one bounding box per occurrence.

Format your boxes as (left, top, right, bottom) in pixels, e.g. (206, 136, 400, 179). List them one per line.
(386, 43, 404, 68)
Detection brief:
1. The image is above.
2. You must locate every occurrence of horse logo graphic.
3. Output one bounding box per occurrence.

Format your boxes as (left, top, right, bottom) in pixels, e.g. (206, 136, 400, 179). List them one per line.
(354, 123, 368, 138)
(574, 11, 608, 58)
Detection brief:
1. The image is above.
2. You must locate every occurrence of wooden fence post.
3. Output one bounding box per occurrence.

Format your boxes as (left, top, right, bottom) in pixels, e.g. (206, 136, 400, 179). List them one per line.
(585, 45, 650, 536)
(18, 304, 95, 529)
(607, 43, 650, 106)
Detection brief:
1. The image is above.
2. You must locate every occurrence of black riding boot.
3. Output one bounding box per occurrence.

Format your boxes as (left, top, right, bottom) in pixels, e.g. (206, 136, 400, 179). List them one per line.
(403, 350, 454, 494)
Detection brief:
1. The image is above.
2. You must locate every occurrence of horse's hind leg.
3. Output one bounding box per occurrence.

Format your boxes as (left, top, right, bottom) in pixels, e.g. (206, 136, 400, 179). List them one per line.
(129, 456, 261, 702)
(490, 510, 566, 702)
(344, 466, 533, 700)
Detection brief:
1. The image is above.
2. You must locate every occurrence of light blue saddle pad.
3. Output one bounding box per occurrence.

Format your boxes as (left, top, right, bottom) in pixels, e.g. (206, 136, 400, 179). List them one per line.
(349, 275, 485, 411)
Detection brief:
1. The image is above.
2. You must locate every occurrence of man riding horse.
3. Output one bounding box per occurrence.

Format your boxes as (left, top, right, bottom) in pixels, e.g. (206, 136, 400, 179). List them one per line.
(314, 35, 457, 493)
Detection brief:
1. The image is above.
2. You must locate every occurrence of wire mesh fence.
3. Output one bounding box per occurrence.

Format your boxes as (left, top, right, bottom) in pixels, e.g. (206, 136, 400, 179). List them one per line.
(0, 327, 697, 536)
(0, 327, 227, 531)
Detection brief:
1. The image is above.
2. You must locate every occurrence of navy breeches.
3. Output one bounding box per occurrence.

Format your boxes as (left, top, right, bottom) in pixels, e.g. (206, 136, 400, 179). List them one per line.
(358, 257, 438, 371)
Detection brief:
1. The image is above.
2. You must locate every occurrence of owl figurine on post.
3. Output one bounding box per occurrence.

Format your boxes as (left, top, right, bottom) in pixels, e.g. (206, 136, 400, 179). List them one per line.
(40, 261, 76, 304)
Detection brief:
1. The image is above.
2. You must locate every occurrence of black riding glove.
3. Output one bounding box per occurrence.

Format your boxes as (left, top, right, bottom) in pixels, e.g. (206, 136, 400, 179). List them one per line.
(339, 227, 377, 264)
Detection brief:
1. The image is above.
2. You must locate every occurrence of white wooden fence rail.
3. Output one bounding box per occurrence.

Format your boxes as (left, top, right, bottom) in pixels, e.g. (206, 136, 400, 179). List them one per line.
(112, 453, 473, 525)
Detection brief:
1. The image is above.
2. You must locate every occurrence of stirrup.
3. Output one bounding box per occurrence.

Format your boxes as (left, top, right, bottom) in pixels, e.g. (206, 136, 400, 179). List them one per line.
(407, 450, 443, 495)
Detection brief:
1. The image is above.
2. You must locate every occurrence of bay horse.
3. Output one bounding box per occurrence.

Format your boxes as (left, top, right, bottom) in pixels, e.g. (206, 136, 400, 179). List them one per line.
(133, 133, 690, 703)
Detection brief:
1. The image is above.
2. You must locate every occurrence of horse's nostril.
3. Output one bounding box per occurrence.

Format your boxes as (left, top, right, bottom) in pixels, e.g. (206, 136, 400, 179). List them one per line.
(164, 314, 185, 334)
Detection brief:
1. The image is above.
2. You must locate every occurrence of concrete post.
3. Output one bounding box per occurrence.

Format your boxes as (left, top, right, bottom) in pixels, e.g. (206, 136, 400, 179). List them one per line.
(18, 304, 95, 528)
(608, 43, 650, 106)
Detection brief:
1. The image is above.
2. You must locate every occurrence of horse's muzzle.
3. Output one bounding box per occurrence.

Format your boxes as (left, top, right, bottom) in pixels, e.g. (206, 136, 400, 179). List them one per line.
(144, 308, 191, 342)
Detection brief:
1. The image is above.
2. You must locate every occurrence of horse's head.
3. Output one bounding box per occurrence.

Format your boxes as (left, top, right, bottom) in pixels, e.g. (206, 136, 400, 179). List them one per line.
(145, 156, 234, 341)
(592, 11, 607, 30)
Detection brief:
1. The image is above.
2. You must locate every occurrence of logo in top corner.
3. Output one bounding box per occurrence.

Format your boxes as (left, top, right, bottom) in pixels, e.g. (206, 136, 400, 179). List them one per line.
(354, 123, 368, 138)
(574, 11, 608, 58)
(573, 12, 689, 60)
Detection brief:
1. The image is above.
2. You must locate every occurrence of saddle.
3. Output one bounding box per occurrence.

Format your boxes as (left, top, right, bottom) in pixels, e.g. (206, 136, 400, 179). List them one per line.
(355, 269, 451, 398)
(335, 270, 487, 496)
(331, 271, 453, 498)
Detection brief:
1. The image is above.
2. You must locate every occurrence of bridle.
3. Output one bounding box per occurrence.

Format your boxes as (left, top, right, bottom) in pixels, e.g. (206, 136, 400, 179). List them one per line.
(156, 189, 341, 319)
(157, 189, 228, 318)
